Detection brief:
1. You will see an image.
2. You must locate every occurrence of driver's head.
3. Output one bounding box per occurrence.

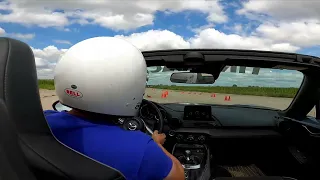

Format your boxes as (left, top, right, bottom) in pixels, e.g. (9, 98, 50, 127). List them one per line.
(54, 37, 147, 117)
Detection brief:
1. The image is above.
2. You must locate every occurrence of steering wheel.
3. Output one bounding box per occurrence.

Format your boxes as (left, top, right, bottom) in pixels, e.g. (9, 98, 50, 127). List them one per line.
(122, 99, 164, 135)
(141, 99, 164, 134)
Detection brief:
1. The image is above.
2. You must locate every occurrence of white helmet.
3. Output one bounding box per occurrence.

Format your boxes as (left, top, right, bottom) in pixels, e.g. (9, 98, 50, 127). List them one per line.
(54, 37, 147, 116)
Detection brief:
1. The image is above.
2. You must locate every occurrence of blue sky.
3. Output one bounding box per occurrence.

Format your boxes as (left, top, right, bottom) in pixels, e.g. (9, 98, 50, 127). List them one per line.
(0, 0, 319, 87)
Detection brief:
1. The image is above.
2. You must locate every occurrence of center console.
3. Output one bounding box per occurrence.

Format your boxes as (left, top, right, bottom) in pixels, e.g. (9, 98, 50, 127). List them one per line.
(171, 105, 214, 179)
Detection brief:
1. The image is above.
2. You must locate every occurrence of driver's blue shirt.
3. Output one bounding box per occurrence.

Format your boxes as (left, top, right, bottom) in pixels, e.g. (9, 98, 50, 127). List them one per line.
(44, 110, 173, 180)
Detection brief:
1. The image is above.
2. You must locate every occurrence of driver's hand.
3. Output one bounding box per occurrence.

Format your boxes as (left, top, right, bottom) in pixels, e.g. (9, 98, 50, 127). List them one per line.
(152, 130, 166, 145)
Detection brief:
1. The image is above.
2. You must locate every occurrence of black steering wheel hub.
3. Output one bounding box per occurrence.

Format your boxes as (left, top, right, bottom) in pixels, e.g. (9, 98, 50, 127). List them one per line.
(122, 117, 144, 131)
(118, 99, 164, 135)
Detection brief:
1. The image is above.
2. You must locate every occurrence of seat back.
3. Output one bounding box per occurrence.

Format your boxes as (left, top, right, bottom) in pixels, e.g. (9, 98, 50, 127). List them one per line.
(0, 37, 125, 180)
(0, 99, 36, 180)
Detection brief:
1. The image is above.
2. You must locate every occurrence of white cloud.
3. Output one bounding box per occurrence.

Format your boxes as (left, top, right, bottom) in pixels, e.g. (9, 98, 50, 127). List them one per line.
(0, 27, 35, 40)
(54, 40, 72, 45)
(255, 21, 320, 47)
(189, 23, 215, 33)
(236, 1, 320, 48)
(0, 27, 5, 35)
(238, 0, 320, 22)
(32, 46, 67, 79)
(0, 1, 68, 28)
(33, 27, 303, 79)
(10, 33, 35, 40)
(32, 46, 67, 64)
(35, 57, 50, 69)
(189, 28, 299, 52)
(116, 28, 300, 52)
(0, 0, 227, 31)
(115, 30, 190, 50)
(233, 24, 243, 34)
(37, 68, 55, 79)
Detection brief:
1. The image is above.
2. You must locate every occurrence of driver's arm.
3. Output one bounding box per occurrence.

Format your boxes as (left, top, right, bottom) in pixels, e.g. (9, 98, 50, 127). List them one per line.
(138, 139, 185, 180)
(157, 142, 185, 180)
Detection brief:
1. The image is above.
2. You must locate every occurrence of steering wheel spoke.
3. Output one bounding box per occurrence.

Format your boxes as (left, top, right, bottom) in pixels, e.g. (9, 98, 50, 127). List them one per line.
(143, 121, 154, 135)
(138, 99, 164, 135)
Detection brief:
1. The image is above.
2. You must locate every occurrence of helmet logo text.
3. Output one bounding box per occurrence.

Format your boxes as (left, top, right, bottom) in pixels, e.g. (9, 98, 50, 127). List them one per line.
(64, 88, 83, 98)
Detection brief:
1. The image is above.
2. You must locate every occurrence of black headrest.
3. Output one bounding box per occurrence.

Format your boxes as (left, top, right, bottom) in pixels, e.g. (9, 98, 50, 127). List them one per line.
(0, 37, 49, 134)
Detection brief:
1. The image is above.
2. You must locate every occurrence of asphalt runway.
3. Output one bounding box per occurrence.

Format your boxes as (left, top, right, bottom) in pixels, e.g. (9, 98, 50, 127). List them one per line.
(40, 88, 316, 117)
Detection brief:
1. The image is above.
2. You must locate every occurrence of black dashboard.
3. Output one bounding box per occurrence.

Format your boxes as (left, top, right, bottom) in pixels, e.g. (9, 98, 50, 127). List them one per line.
(139, 102, 320, 143)
(139, 103, 284, 140)
(138, 102, 320, 180)
(160, 103, 280, 127)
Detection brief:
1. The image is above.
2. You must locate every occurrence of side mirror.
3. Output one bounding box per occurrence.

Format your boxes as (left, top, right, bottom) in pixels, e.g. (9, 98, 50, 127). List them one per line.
(52, 100, 72, 112)
(170, 72, 215, 84)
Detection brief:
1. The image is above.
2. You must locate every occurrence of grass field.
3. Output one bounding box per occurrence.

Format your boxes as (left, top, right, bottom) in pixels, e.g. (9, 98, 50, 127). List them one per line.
(38, 79, 55, 90)
(38, 79, 299, 98)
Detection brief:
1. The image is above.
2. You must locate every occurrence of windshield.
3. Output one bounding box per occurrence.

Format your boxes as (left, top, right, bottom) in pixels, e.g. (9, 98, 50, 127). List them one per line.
(146, 66, 304, 111)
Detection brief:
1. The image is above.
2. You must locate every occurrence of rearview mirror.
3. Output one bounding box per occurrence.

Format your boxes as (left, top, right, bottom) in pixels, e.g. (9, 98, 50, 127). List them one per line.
(170, 72, 215, 84)
(52, 101, 72, 112)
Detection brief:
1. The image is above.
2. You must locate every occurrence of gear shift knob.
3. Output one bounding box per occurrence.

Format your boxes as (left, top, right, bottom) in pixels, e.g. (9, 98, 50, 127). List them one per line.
(185, 150, 191, 161)
(185, 150, 191, 156)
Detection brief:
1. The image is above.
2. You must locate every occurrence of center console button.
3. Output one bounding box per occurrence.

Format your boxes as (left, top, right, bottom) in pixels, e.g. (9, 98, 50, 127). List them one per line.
(176, 134, 183, 140)
(186, 135, 194, 141)
(198, 135, 206, 142)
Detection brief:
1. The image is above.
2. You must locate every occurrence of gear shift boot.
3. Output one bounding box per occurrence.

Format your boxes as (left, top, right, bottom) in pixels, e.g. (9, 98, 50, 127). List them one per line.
(177, 149, 202, 169)
(172, 144, 208, 179)
(179, 150, 200, 163)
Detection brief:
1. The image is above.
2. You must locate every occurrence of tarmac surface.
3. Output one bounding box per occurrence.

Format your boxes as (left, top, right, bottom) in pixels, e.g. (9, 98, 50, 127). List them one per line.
(40, 88, 316, 117)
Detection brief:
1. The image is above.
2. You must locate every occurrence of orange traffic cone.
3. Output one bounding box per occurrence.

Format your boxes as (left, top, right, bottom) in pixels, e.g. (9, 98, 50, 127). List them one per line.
(224, 96, 231, 101)
(161, 92, 168, 98)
